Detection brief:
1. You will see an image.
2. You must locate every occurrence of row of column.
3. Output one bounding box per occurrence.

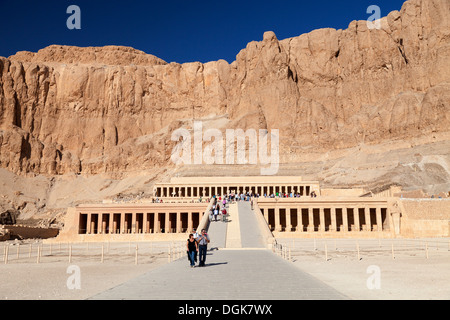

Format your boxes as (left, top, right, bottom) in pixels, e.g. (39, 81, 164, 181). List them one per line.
(79, 211, 203, 235)
(261, 206, 388, 232)
(155, 185, 313, 197)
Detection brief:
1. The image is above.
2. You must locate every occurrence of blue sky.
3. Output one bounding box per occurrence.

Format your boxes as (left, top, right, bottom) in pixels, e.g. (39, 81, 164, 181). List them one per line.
(0, 0, 406, 63)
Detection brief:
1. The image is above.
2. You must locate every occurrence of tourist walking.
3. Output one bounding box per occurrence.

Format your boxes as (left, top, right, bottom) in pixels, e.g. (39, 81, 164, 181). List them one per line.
(214, 204, 219, 221)
(186, 234, 198, 268)
(197, 229, 210, 267)
(192, 229, 199, 262)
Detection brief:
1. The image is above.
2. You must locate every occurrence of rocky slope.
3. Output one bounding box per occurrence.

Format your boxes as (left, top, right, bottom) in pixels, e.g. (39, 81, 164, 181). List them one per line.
(0, 0, 449, 223)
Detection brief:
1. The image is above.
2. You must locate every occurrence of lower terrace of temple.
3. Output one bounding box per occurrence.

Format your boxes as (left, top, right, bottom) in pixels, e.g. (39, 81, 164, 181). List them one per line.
(50, 176, 449, 242)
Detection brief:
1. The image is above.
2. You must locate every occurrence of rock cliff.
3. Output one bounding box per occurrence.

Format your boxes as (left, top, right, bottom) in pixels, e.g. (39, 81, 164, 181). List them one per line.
(0, 0, 448, 194)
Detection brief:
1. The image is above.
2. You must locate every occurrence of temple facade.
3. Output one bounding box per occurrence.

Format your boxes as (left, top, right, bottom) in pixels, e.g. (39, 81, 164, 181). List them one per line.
(256, 197, 393, 238)
(153, 176, 320, 198)
(54, 202, 210, 242)
(49, 176, 449, 243)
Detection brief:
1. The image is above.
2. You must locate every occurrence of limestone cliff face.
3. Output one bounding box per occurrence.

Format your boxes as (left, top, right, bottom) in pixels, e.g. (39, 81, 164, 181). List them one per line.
(0, 0, 449, 177)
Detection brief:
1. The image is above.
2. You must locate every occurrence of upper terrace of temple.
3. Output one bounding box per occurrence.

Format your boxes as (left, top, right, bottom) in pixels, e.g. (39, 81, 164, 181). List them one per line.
(153, 176, 321, 198)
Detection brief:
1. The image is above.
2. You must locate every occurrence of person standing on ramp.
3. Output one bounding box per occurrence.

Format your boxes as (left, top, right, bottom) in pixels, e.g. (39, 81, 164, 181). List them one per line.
(186, 234, 198, 268)
(197, 229, 210, 267)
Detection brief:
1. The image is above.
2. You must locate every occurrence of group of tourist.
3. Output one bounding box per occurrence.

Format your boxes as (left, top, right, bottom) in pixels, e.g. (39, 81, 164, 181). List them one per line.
(186, 190, 319, 269)
(186, 229, 210, 268)
(263, 190, 317, 198)
(205, 192, 255, 203)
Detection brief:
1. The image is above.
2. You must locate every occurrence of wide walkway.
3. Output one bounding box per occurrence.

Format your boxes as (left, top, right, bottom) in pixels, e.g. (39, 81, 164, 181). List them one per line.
(89, 200, 348, 300)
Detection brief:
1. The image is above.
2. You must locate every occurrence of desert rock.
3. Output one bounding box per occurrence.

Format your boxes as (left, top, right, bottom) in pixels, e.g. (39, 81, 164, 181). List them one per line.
(0, 0, 449, 224)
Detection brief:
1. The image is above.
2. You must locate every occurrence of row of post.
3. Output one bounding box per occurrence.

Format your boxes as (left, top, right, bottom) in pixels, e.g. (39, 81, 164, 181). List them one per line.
(272, 240, 292, 262)
(275, 239, 450, 261)
(2, 241, 185, 265)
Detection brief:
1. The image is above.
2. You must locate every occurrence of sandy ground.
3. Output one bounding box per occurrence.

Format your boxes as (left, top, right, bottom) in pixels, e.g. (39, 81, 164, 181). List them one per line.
(278, 238, 450, 300)
(0, 240, 177, 300)
(1, 238, 449, 300)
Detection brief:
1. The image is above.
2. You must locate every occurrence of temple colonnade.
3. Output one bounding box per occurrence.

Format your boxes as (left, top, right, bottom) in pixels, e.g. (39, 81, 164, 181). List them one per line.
(154, 176, 319, 198)
(257, 198, 391, 234)
(76, 204, 207, 235)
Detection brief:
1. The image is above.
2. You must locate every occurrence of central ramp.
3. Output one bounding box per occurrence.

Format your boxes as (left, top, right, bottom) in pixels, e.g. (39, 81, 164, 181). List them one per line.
(89, 200, 347, 300)
(90, 249, 347, 300)
(209, 200, 269, 249)
(237, 201, 267, 248)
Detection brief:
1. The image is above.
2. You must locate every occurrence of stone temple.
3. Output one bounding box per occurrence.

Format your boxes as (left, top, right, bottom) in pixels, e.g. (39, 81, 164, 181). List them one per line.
(51, 175, 450, 244)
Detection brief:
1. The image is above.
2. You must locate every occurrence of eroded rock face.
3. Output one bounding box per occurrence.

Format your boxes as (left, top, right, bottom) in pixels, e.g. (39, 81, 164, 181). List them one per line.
(0, 0, 449, 177)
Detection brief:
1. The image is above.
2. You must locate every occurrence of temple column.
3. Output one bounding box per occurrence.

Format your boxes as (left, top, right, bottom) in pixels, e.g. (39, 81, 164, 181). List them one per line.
(354, 208, 360, 232)
(176, 212, 182, 233)
(120, 213, 126, 234)
(286, 207, 292, 232)
(109, 213, 114, 234)
(148, 214, 152, 233)
(98, 214, 102, 234)
(143, 212, 148, 233)
(342, 207, 349, 232)
(376, 207, 382, 231)
(366, 208, 376, 231)
(187, 211, 193, 233)
(113, 215, 118, 234)
(132, 212, 137, 233)
(123, 213, 129, 233)
(319, 207, 325, 232)
(275, 207, 281, 231)
(86, 213, 92, 234)
(101, 214, 107, 234)
(154, 213, 161, 233)
(91, 215, 97, 234)
(308, 207, 314, 232)
(165, 212, 171, 233)
(148, 213, 153, 233)
(331, 207, 337, 232)
(296, 207, 303, 232)
(364, 206, 371, 231)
